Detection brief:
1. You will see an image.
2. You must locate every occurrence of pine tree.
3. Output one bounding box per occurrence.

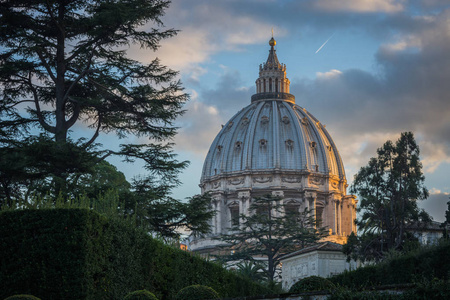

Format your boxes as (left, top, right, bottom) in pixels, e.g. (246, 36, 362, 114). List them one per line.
(218, 194, 328, 283)
(350, 132, 430, 261)
(0, 0, 187, 203)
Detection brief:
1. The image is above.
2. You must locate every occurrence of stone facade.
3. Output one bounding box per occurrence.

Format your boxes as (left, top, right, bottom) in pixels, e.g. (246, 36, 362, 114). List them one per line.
(280, 242, 357, 291)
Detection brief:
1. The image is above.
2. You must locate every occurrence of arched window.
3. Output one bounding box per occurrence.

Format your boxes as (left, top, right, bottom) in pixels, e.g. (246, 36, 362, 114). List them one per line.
(269, 78, 272, 92)
(275, 78, 278, 92)
(263, 79, 266, 92)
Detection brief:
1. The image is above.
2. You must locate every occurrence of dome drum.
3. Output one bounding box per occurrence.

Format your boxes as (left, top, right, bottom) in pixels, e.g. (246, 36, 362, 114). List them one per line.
(251, 92, 295, 103)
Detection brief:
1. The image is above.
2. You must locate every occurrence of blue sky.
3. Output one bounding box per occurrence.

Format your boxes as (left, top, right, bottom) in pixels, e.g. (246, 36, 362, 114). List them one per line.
(107, 0, 450, 222)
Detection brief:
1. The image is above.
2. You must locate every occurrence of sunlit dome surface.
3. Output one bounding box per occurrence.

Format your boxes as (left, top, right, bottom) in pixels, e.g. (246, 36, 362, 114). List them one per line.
(201, 37, 346, 183)
(201, 100, 346, 181)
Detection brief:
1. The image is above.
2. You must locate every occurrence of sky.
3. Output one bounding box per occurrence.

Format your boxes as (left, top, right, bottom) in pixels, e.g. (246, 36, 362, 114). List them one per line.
(112, 0, 450, 222)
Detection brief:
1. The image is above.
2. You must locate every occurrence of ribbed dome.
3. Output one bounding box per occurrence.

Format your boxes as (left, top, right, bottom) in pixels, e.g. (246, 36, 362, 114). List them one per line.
(201, 100, 346, 182)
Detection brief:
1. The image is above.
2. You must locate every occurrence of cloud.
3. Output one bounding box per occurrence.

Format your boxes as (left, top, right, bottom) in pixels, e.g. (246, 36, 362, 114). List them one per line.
(201, 70, 253, 115)
(316, 69, 343, 79)
(313, 0, 405, 13)
(129, 1, 287, 76)
(420, 190, 449, 222)
(288, 8, 450, 177)
(174, 91, 225, 156)
(174, 69, 254, 157)
(149, 1, 450, 209)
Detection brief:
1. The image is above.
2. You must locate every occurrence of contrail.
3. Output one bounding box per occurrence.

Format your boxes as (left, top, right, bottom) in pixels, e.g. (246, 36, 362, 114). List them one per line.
(315, 33, 334, 54)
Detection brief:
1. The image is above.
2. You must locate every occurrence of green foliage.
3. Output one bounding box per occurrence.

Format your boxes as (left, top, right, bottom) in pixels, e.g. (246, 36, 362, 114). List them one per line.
(350, 132, 431, 261)
(218, 194, 328, 283)
(236, 261, 266, 283)
(125, 184, 215, 239)
(329, 278, 450, 300)
(330, 240, 450, 289)
(4, 295, 41, 300)
(0, 209, 109, 299)
(175, 285, 219, 300)
(441, 200, 450, 239)
(328, 289, 406, 300)
(124, 290, 159, 300)
(0, 209, 269, 300)
(289, 276, 336, 293)
(0, 0, 188, 204)
(404, 278, 450, 300)
(342, 231, 359, 263)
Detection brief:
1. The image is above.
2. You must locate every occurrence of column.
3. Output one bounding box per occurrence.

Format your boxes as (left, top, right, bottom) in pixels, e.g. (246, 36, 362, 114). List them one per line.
(216, 200, 222, 234)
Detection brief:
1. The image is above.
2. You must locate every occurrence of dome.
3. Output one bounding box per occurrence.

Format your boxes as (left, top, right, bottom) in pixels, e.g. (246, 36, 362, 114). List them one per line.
(192, 38, 357, 253)
(201, 100, 346, 181)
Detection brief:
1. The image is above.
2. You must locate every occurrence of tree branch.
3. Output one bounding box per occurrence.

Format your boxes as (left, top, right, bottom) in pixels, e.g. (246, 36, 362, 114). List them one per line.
(28, 74, 55, 134)
(83, 114, 102, 148)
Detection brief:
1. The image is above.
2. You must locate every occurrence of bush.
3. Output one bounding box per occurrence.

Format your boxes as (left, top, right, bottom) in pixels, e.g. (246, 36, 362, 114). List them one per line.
(4, 295, 41, 300)
(328, 289, 406, 300)
(0, 209, 269, 300)
(123, 290, 158, 300)
(330, 240, 450, 289)
(175, 285, 220, 300)
(289, 276, 336, 293)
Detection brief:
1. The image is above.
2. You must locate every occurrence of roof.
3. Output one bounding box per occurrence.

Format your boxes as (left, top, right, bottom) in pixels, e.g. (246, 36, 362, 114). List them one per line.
(280, 242, 344, 261)
(406, 220, 450, 232)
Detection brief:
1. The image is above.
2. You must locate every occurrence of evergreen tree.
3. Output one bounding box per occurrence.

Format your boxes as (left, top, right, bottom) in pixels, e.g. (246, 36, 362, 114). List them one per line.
(349, 132, 431, 261)
(218, 194, 328, 283)
(0, 0, 187, 202)
(441, 199, 450, 239)
(0, 1, 214, 237)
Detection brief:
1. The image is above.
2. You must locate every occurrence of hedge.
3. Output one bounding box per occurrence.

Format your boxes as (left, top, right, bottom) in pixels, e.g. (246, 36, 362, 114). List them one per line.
(175, 285, 220, 300)
(0, 209, 269, 300)
(329, 240, 450, 289)
(124, 290, 159, 300)
(289, 276, 336, 293)
(4, 295, 42, 300)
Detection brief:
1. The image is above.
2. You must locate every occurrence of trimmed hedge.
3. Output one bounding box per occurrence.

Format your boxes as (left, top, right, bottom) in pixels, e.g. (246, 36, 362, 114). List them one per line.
(4, 295, 42, 300)
(175, 285, 219, 300)
(124, 290, 159, 300)
(0, 209, 270, 300)
(289, 276, 336, 293)
(329, 241, 450, 289)
(0, 209, 108, 300)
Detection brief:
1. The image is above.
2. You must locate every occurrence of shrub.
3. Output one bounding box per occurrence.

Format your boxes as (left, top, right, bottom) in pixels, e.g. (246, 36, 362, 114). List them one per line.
(175, 285, 220, 300)
(123, 289, 158, 300)
(4, 295, 41, 300)
(0, 209, 269, 300)
(289, 276, 336, 293)
(330, 240, 450, 289)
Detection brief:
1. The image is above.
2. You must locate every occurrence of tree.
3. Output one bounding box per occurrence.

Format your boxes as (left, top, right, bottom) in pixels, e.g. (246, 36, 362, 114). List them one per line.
(235, 261, 266, 283)
(441, 199, 450, 239)
(124, 178, 215, 239)
(0, 1, 215, 239)
(0, 0, 188, 202)
(349, 132, 431, 261)
(218, 194, 328, 283)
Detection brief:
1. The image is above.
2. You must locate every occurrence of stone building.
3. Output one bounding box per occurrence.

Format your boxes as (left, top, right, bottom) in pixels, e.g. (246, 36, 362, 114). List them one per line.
(280, 242, 357, 290)
(190, 37, 357, 253)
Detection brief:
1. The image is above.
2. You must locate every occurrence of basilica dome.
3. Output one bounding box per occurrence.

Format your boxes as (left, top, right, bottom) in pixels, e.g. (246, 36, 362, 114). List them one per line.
(191, 38, 357, 253)
(201, 97, 346, 181)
